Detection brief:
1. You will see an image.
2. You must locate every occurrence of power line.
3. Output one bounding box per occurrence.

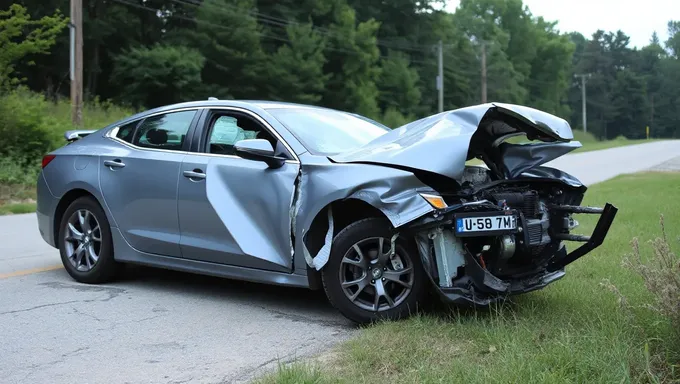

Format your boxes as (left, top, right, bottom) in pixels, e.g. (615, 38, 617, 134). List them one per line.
(169, 0, 432, 53)
(111, 0, 432, 65)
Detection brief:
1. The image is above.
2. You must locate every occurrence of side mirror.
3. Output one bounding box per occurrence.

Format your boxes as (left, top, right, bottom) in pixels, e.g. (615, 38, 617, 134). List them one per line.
(234, 139, 286, 169)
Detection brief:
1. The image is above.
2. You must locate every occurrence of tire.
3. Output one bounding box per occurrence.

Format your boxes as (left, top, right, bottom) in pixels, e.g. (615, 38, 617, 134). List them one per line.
(58, 196, 119, 284)
(321, 218, 427, 324)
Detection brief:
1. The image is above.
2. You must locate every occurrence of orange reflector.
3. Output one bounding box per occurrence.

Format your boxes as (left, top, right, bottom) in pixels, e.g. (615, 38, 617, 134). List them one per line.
(420, 193, 447, 209)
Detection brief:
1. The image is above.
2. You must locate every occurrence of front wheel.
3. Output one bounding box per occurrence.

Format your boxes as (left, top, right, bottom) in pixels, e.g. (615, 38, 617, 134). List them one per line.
(321, 218, 427, 324)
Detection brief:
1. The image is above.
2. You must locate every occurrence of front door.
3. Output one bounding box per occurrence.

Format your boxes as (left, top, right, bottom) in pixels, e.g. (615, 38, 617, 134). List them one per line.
(99, 109, 199, 257)
(177, 109, 299, 272)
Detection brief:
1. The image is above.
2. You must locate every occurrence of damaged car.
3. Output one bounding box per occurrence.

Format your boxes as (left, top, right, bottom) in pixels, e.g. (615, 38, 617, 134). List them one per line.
(36, 100, 617, 323)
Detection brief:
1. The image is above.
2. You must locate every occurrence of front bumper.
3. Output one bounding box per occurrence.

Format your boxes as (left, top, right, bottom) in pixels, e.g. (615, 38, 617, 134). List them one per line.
(416, 202, 618, 306)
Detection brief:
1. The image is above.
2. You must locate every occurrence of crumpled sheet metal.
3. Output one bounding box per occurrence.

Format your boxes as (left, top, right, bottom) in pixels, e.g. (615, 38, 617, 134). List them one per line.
(521, 166, 585, 188)
(329, 103, 575, 182)
(294, 104, 580, 271)
(500, 141, 582, 179)
(294, 160, 434, 271)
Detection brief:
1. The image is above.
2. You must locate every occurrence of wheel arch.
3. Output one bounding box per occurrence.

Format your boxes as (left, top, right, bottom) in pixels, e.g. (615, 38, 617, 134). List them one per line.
(53, 189, 107, 243)
(304, 198, 388, 290)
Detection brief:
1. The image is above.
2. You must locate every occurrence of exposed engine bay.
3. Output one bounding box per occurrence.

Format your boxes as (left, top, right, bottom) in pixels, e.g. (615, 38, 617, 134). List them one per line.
(314, 102, 618, 310)
(406, 165, 617, 305)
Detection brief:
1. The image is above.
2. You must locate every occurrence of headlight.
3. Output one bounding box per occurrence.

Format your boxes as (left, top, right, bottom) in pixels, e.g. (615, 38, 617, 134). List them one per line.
(420, 193, 448, 209)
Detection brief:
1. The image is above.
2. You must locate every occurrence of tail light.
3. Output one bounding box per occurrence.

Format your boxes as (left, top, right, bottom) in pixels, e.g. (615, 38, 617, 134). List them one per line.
(42, 154, 56, 168)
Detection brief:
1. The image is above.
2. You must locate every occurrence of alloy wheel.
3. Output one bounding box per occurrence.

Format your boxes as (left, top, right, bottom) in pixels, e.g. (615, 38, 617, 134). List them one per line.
(339, 236, 414, 312)
(63, 209, 102, 272)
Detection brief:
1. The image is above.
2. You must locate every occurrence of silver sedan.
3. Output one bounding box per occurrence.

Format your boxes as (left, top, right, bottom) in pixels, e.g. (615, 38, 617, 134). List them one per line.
(36, 100, 617, 323)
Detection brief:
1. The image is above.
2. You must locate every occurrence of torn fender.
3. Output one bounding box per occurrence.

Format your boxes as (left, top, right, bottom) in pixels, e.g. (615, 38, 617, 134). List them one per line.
(292, 157, 434, 272)
(329, 103, 575, 182)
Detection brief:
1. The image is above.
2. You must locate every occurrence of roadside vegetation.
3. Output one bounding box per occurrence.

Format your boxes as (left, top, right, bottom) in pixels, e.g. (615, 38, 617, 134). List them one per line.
(0, 90, 132, 214)
(257, 172, 680, 384)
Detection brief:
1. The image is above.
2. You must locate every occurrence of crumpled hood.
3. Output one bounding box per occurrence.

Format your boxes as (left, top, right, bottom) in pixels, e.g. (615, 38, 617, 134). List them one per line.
(329, 103, 577, 181)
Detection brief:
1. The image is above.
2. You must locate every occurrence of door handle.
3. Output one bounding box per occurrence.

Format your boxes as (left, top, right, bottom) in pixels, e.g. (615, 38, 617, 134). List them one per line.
(104, 159, 125, 169)
(183, 170, 206, 180)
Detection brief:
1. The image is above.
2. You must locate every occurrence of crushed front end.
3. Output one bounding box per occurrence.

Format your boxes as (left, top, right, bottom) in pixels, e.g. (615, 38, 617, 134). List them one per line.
(406, 167, 618, 306)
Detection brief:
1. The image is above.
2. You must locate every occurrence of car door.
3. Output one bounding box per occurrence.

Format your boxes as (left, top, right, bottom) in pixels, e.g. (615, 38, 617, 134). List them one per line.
(177, 108, 300, 272)
(99, 108, 201, 257)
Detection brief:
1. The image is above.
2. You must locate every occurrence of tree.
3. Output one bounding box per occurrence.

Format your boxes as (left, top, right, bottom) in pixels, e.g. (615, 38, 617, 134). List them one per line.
(608, 69, 648, 139)
(110, 45, 205, 108)
(665, 20, 680, 58)
(322, 3, 381, 118)
(377, 51, 421, 117)
(190, 0, 267, 99)
(265, 23, 329, 104)
(454, 0, 527, 104)
(0, 4, 66, 87)
(526, 19, 574, 116)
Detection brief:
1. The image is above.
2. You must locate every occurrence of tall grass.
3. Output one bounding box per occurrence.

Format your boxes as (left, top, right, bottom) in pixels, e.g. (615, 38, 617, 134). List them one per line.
(0, 89, 134, 207)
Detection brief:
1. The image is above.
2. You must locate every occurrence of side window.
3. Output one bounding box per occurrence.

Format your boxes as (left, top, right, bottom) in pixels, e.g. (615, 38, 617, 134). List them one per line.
(115, 120, 139, 143)
(132, 110, 196, 151)
(207, 112, 280, 157)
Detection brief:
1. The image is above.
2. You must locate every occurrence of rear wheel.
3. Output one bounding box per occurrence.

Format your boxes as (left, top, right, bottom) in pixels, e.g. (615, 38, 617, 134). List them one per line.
(321, 218, 427, 324)
(58, 196, 119, 283)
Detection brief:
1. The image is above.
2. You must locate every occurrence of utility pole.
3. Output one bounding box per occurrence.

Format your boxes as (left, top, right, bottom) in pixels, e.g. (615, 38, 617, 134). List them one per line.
(70, 0, 83, 127)
(480, 42, 487, 103)
(437, 40, 443, 113)
(575, 74, 590, 133)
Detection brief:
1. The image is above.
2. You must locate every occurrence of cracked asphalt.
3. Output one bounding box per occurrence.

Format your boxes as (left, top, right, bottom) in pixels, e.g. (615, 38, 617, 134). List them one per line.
(1, 140, 679, 384)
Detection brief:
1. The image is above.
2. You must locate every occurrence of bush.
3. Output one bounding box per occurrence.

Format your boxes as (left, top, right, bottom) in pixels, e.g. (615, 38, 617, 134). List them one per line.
(0, 156, 39, 185)
(0, 89, 134, 206)
(0, 89, 67, 165)
(44, 95, 136, 131)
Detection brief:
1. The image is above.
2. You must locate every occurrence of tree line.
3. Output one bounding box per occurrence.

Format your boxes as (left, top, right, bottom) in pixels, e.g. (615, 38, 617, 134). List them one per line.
(4, 0, 680, 138)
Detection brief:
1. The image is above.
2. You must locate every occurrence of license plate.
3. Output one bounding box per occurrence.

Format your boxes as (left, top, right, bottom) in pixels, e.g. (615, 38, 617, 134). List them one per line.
(455, 213, 518, 236)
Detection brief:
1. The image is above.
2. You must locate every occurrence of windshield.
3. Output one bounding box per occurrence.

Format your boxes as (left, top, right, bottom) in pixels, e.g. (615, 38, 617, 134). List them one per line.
(268, 108, 390, 155)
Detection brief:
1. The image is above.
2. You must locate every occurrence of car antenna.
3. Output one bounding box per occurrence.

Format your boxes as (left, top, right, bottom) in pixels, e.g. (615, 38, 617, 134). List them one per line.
(208, 97, 218, 101)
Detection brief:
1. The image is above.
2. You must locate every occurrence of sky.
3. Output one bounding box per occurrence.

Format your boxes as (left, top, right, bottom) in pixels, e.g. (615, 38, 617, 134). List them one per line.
(444, 0, 679, 49)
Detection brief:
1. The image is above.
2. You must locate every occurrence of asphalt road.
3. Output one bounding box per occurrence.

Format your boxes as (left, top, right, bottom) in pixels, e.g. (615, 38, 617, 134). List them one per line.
(1, 140, 679, 384)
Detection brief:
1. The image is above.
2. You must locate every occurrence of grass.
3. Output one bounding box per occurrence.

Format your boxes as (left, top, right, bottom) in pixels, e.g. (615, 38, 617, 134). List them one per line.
(257, 172, 680, 384)
(0, 202, 36, 215)
(0, 158, 39, 215)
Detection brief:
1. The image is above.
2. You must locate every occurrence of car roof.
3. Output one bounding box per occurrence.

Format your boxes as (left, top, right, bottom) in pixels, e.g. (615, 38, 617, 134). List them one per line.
(104, 99, 377, 141)
(105, 99, 340, 130)
(145, 99, 336, 113)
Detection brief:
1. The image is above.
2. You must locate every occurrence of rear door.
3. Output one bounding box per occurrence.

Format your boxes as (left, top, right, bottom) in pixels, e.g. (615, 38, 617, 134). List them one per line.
(177, 108, 300, 272)
(99, 108, 201, 257)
